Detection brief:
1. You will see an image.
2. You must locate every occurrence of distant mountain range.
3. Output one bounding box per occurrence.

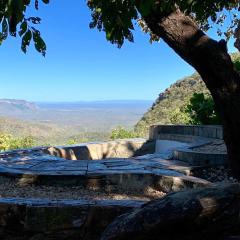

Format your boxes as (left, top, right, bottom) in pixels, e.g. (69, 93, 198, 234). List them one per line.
(37, 100, 152, 110)
(0, 99, 152, 111)
(0, 99, 38, 112)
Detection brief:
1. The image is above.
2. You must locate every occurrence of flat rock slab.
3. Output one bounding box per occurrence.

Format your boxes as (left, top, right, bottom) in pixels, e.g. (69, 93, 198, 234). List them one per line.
(0, 151, 211, 192)
(0, 197, 144, 240)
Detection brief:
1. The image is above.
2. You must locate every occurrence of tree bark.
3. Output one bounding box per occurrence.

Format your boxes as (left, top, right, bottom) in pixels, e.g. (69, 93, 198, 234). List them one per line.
(141, 9, 240, 178)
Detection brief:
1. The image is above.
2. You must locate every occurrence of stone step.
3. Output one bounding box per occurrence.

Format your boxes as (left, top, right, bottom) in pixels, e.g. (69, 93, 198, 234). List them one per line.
(0, 197, 145, 240)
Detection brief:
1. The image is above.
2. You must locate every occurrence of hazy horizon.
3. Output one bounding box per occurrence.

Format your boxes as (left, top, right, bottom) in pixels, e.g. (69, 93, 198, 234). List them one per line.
(0, 98, 154, 104)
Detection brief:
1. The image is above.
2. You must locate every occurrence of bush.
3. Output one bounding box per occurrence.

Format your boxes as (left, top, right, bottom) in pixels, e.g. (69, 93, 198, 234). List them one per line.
(169, 106, 191, 124)
(66, 139, 78, 145)
(232, 53, 240, 72)
(185, 93, 221, 125)
(110, 126, 140, 140)
(0, 134, 35, 151)
(234, 60, 240, 72)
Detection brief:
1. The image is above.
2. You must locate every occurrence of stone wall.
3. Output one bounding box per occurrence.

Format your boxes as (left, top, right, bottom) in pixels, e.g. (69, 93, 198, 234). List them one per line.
(150, 125, 223, 140)
(150, 125, 227, 166)
(44, 139, 156, 160)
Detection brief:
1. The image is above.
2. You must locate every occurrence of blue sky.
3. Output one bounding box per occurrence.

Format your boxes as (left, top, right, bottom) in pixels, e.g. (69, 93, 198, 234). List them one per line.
(0, 1, 237, 102)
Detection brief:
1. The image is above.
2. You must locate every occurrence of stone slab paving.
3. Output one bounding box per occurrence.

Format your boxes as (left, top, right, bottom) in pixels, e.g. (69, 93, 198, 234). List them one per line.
(0, 127, 230, 239)
(0, 149, 211, 195)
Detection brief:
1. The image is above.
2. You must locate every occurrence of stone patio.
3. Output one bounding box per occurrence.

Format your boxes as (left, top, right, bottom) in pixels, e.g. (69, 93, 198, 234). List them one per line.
(0, 125, 231, 239)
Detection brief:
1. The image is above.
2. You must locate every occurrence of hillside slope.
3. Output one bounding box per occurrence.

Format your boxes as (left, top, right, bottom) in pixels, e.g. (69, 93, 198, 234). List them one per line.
(0, 116, 68, 145)
(135, 53, 240, 136)
(134, 73, 209, 135)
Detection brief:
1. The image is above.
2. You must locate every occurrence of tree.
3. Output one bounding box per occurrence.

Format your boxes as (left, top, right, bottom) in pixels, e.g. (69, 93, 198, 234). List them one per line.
(185, 92, 221, 125)
(1, 1, 240, 177)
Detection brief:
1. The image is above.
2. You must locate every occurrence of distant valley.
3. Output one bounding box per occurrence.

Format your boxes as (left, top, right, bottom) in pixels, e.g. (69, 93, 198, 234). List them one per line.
(0, 99, 152, 145)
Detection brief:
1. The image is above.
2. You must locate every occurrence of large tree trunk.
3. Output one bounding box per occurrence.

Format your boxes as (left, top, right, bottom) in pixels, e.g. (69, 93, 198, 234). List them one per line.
(140, 9, 240, 178)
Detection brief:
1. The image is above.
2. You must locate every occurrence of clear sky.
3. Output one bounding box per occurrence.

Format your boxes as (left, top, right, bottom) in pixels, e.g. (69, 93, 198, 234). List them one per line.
(0, 1, 237, 102)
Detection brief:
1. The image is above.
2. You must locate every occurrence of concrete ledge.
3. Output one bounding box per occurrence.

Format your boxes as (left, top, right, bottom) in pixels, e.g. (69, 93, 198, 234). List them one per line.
(149, 125, 227, 166)
(154, 133, 211, 145)
(173, 149, 228, 166)
(150, 125, 223, 140)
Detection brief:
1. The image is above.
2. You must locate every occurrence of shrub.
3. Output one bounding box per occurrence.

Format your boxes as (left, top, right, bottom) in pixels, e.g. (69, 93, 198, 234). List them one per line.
(110, 126, 140, 140)
(66, 139, 78, 145)
(169, 106, 191, 124)
(234, 60, 240, 72)
(185, 93, 221, 125)
(0, 134, 35, 151)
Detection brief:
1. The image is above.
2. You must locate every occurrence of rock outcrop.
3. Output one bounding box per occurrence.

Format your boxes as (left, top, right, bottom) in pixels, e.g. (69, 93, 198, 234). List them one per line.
(102, 184, 240, 240)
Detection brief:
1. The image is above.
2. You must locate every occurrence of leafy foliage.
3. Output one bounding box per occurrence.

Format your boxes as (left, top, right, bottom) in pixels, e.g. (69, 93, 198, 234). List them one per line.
(0, 1, 240, 54)
(169, 107, 191, 125)
(110, 126, 140, 140)
(232, 53, 240, 71)
(0, 134, 35, 151)
(185, 93, 221, 125)
(0, 0, 48, 55)
(169, 92, 221, 125)
(234, 60, 240, 72)
(88, 0, 138, 47)
(87, 0, 240, 47)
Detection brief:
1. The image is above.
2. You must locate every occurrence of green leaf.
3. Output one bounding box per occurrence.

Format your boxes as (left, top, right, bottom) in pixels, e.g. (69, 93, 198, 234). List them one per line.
(0, 33, 3, 45)
(33, 30, 46, 56)
(19, 20, 27, 36)
(1, 18, 8, 40)
(138, 0, 154, 16)
(21, 29, 32, 53)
